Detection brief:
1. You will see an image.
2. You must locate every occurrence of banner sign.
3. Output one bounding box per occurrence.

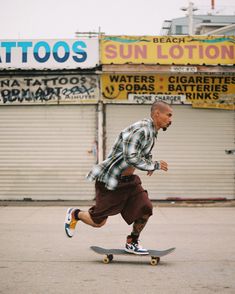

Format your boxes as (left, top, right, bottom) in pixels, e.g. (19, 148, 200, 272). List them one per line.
(0, 39, 99, 69)
(0, 75, 99, 105)
(101, 73, 235, 110)
(128, 94, 186, 104)
(101, 36, 235, 65)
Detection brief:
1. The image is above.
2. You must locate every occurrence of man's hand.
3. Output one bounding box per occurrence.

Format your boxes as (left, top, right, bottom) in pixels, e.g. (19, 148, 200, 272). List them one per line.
(147, 160, 168, 176)
(159, 160, 168, 171)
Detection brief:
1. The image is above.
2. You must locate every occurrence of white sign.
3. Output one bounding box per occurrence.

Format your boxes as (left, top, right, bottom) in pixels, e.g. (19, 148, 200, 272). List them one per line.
(0, 39, 99, 69)
(171, 66, 197, 73)
(128, 94, 187, 104)
(0, 75, 99, 105)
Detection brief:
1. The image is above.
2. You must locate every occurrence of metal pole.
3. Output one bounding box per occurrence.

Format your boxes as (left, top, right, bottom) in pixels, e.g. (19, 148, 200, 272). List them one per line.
(188, 2, 194, 35)
(97, 101, 104, 163)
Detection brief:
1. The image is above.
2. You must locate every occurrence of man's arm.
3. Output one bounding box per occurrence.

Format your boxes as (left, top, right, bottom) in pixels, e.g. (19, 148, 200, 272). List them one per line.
(147, 160, 168, 176)
(122, 128, 158, 171)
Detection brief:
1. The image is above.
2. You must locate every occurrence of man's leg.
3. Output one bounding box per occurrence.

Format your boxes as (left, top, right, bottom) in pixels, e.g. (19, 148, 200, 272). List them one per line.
(65, 208, 107, 238)
(127, 214, 150, 243)
(65, 181, 113, 238)
(76, 210, 107, 228)
(125, 214, 151, 254)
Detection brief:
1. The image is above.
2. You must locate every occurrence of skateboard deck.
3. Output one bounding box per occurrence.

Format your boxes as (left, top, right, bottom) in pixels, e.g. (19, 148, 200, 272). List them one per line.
(90, 246, 175, 266)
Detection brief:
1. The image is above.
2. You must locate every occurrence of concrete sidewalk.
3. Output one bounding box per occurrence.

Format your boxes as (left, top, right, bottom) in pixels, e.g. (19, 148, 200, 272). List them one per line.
(0, 206, 235, 294)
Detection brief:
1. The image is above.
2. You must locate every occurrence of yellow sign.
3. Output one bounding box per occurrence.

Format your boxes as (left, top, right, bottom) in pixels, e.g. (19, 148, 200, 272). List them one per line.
(101, 74, 235, 110)
(192, 95, 235, 111)
(101, 36, 235, 65)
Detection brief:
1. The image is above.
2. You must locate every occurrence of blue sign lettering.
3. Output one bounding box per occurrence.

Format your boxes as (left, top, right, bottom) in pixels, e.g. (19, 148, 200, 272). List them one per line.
(1, 42, 17, 62)
(0, 40, 88, 64)
(18, 42, 33, 62)
(53, 41, 70, 62)
(33, 41, 51, 63)
(72, 41, 87, 62)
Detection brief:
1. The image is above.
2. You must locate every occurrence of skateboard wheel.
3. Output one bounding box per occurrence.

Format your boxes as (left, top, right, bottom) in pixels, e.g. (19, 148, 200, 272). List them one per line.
(108, 254, 113, 262)
(103, 256, 110, 264)
(103, 254, 113, 264)
(150, 257, 160, 266)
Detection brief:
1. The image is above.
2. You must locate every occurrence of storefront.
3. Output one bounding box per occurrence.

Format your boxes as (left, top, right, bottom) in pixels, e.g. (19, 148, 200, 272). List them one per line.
(0, 103, 97, 200)
(105, 104, 235, 199)
(101, 35, 235, 200)
(0, 38, 100, 200)
(1, 36, 234, 200)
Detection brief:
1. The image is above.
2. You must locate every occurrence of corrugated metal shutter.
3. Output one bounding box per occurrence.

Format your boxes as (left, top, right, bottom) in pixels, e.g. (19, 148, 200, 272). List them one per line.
(105, 105, 235, 199)
(0, 105, 96, 200)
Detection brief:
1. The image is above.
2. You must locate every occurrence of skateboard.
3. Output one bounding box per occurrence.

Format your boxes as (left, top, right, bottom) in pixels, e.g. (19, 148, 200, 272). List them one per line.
(90, 246, 175, 266)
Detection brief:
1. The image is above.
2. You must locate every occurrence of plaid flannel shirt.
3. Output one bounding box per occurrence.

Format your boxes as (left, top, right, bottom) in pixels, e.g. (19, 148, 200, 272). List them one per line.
(87, 118, 158, 190)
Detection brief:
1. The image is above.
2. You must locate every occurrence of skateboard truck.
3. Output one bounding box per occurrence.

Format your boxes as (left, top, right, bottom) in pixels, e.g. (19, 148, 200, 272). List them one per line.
(103, 253, 160, 266)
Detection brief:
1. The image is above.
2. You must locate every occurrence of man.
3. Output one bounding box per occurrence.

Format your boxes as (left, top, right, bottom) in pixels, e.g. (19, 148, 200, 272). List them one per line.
(64, 101, 173, 255)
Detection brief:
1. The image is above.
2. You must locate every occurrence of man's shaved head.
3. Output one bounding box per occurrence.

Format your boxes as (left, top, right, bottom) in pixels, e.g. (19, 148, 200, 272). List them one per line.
(151, 101, 172, 117)
(150, 101, 173, 131)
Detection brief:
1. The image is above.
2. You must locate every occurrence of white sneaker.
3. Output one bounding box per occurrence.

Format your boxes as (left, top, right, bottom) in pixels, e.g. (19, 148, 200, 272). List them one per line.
(64, 208, 79, 238)
(125, 241, 149, 255)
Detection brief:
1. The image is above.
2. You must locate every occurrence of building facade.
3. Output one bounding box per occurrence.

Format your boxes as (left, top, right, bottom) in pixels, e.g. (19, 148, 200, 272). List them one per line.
(0, 36, 234, 201)
(161, 15, 235, 36)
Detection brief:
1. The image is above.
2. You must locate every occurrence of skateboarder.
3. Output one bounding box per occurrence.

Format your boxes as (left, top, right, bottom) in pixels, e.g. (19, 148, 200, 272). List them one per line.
(64, 101, 173, 255)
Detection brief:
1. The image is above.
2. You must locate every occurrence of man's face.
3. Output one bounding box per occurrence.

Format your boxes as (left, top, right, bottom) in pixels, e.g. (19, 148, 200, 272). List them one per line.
(152, 106, 173, 131)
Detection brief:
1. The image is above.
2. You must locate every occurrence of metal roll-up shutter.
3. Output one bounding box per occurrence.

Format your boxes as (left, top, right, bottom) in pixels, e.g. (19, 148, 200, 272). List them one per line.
(0, 105, 96, 200)
(105, 104, 235, 200)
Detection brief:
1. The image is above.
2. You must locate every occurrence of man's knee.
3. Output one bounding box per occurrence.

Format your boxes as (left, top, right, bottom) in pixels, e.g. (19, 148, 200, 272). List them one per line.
(92, 218, 107, 228)
(143, 201, 153, 217)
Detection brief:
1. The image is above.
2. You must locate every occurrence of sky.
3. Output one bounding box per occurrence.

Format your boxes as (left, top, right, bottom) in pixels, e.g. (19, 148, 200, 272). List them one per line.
(0, 0, 234, 39)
